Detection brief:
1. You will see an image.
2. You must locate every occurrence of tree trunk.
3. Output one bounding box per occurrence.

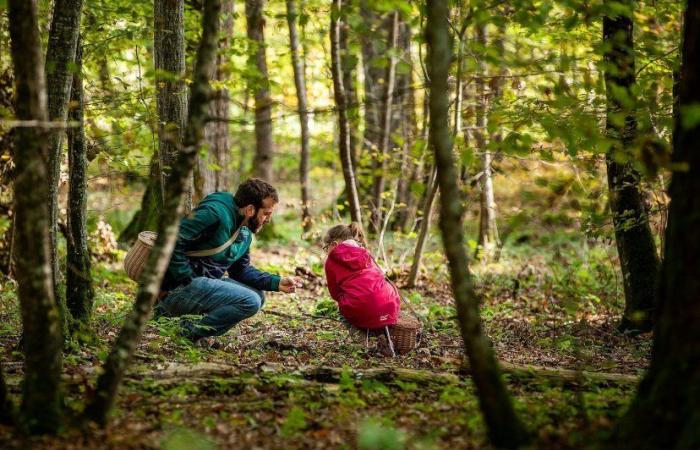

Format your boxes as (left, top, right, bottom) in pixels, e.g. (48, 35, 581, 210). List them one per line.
(8, 0, 64, 434)
(194, 0, 234, 202)
(246, 0, 274, 182)
(45, 0, 83, 327)
(155, 0, 188, 205)
(286, 0, 313, 234)
(66, 39, 94, 330)
(603, 1, 660, 333)
(369, 11, 399, 234)
(0, 361, 14, 425)
(117, 154, 162, 245)
(475, 25, 499, 260)
(406, 167, 438, 288)
(121, 0, 189, 243)
(425, 1, 529, 447)
(84, 0, 222, 426)
(340, 2, 360, 170)
(359, 0, 383, 183)
(331, 0, 363, 225)
(613, 1, 700, 447)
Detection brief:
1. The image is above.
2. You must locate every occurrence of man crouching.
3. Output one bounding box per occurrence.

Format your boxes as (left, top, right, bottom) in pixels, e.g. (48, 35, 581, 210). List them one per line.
(156, 178, 301, 346)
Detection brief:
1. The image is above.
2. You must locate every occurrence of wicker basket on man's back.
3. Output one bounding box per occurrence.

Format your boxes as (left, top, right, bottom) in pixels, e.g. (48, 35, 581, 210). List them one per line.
(376, 314, 423, 357)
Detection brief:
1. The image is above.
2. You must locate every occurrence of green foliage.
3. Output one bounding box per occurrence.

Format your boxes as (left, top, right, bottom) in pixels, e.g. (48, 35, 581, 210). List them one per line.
(357, 417, 406, 450)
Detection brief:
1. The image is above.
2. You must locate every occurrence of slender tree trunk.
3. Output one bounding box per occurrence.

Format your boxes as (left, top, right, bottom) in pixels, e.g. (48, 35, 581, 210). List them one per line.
(613, 1, 700, 447)
(475, 25, 499, 260)
(406, 167, 438, 288)
(286, 0, 313, 234)
(8, 0, 64, 434)
(340, 1, 360, 169)
(246, 0, 274, 182)
(66, 39, 94, 329)
(425, 1, 529, 447)
(370, 11, 399, 234)
(359, 0, 382, 169)
(194, 0, 234, 202)
(84, 0, 222, 426)
(603, 1, 660, 333)
(45, 0, 83, 326)
(331, 0, 363, 225)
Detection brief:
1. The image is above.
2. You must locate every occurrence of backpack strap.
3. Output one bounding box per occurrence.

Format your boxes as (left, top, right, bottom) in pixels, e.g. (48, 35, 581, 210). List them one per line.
(184, 226, 243, 258)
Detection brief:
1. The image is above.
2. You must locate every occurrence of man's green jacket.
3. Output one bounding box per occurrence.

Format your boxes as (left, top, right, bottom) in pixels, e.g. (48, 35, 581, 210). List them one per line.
(161, 191, 281, 292)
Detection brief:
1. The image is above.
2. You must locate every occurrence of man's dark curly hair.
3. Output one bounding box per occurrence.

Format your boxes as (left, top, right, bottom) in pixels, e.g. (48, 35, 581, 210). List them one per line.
(234, 178, 279, 209)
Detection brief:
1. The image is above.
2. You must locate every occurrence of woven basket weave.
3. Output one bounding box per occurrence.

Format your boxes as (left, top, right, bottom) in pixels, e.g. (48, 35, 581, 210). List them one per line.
(379, 314, 422, 356)
(123, 231, 157, 281)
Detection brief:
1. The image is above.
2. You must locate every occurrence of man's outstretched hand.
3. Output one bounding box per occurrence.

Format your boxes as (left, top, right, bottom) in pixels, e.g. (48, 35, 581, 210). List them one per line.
(279, 276, 303, 293)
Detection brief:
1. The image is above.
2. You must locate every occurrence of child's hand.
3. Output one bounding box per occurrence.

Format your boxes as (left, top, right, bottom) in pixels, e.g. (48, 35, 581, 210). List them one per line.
(279, 276, 303, 293)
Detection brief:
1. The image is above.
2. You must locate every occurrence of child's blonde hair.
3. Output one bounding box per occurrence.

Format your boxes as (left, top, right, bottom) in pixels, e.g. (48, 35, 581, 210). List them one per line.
(323, 222, 365, 247)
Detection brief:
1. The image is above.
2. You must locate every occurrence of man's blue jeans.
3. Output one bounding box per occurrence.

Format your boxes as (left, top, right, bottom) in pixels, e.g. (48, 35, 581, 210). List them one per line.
(156, 276, 265, 340)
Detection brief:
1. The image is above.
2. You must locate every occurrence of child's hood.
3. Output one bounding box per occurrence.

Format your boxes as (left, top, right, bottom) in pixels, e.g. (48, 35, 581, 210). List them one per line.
(328, 241, 372, 271)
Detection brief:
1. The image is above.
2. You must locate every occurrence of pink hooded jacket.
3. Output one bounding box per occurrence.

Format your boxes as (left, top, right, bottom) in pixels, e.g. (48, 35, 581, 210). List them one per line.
(324, 240, 400, 329)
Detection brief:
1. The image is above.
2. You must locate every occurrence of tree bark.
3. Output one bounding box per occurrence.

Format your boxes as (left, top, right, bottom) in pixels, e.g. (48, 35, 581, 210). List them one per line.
(0, 361, 14, 425)
(425, 1, 529, 447)
(121, 0, 189, 243)
(8, 0, 64, 434)
(406, 167, 438, 288)
(246, 0, 275, 182)
(613, 1, 700, 447)
(602, 1, 660, 333)
(66, 39, 94, 329)
(84, 0, 222, 426)
(340, 2, 360, 170)
(369, 11, 399, 234)
(155, 0, 189, 207)
(331, 0, 363, 225)
(194, 0, 234, 202)
(45, 0, 83, 326)
(475, 25, 500, 260)
(286, 0, 313, 234)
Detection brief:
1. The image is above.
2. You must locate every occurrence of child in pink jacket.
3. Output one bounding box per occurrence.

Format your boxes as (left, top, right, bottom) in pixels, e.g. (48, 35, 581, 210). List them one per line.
(323, 223, 400, 330)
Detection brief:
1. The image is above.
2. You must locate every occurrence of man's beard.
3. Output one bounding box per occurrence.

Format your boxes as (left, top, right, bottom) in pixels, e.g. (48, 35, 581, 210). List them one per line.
(248, 210, 261, 233)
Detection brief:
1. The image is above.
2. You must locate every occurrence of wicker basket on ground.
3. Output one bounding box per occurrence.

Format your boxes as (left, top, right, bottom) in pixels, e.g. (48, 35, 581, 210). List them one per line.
(378, 314, 423, 356)
(123, 231, 157, 281)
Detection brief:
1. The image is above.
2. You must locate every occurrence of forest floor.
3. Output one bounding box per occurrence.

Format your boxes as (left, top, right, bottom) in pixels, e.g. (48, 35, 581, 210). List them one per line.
(0, 236, 653, 450)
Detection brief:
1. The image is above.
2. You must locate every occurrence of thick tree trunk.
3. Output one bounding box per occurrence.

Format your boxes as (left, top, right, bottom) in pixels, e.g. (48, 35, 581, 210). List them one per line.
(45, 0, 83, 325)
(286, 0, 313, 234)
(155, 0, 189, 206)
(425, 1, 529, 447)
(246, 0, 274, 182)
(475, 25, 499, 260)
(117, 154, 162, 245)
(122, 0, 188, 243)
(66, 40, 94, 329)
(194, 0, 234, 202)
(369, 12, 399, 234)
(8, 0, 64, 434)
(406, 167, 438, 288)
(331, 0, 363, 225)
(613, 1, 700, 447)
(603, 1, 660, 333)
(84, 0, 222, 426)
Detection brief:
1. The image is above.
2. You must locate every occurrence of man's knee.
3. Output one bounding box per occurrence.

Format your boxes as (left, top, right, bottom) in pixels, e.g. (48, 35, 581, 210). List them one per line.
(241, 289, 264, 317)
